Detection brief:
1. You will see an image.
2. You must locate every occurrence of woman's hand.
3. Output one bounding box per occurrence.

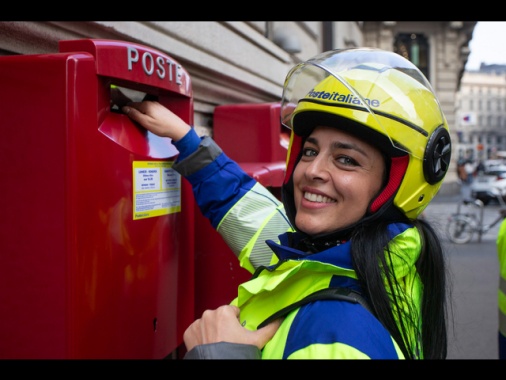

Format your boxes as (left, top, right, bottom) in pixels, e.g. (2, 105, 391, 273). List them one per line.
(183, 304, 282, 351)
(122, 101, 191, 141)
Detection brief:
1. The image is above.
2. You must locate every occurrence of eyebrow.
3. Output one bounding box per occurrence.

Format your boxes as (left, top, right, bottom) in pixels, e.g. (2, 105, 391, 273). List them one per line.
(306, 136, 369, 157)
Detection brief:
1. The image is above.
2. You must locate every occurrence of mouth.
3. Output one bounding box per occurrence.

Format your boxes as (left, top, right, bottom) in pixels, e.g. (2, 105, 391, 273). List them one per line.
(303, 191, 336, 204)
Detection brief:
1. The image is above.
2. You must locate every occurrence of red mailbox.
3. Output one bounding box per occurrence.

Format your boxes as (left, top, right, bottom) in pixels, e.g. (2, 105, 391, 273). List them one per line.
(0, 39, 195, 359)
(193, 103, 288, 317)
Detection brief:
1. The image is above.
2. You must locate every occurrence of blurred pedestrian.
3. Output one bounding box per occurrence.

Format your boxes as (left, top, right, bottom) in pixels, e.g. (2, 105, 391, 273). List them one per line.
(465, 160, 476, 183)
(457, 158, 468, 184)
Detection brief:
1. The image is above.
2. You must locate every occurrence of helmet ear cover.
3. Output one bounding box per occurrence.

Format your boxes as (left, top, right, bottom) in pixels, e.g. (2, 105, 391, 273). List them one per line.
(423, 126, 451, 185)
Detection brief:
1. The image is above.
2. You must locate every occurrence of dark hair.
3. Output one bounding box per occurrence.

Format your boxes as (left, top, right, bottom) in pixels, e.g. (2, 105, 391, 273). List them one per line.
(351, 217, 449, 359)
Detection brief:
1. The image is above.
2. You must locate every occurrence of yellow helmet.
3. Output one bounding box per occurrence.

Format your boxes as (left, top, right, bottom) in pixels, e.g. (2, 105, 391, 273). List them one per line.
(281, 48, 451, 222)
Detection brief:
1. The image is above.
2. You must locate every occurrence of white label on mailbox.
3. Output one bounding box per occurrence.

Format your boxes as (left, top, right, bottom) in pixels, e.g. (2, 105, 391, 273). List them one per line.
(133, 161, 181, 220)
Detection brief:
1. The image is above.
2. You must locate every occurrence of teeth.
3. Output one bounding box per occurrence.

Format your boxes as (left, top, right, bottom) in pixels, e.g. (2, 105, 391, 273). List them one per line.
(304, 192, 336, 203)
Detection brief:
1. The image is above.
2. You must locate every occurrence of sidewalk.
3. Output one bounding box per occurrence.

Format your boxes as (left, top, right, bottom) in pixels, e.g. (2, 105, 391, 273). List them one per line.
(426, 188, 504, 244)
(432, 182, 471, 203)
(431, 192, 462, 204)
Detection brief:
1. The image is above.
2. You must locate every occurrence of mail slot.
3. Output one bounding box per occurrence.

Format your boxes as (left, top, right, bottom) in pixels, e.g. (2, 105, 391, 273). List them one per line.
(193, 102, 288, 317)
(0, 39, 195, 359)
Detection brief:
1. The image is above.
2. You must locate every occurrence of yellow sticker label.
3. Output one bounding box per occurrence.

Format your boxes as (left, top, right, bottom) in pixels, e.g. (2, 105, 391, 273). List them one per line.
(132, 161, 181, 220)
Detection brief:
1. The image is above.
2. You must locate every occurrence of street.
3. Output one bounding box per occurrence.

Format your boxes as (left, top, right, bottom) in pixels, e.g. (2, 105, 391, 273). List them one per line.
(424, 192, 501, 359)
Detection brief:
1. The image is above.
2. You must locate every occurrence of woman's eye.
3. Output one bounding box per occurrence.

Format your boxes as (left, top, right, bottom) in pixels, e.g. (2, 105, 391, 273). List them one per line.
(302, 148, 317, 157)
(337, 156, 358, 166)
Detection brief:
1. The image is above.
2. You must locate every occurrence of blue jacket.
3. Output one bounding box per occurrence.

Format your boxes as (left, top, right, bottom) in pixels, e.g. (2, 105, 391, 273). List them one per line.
(176, 130, 420, 359)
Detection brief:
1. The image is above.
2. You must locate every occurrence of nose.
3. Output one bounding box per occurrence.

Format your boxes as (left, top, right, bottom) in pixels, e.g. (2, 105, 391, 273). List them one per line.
(305, 154, 330, 181)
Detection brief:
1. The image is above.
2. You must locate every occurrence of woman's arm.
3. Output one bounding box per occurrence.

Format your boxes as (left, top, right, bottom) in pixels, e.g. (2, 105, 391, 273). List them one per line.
(123, 101, 290, 271)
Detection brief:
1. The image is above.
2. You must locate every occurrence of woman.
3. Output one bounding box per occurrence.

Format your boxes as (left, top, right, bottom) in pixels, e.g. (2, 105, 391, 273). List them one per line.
(122, 48, 451, 359)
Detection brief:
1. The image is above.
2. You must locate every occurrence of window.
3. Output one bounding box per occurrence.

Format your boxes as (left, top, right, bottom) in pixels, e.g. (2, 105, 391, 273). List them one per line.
(394, 33, 429, 79)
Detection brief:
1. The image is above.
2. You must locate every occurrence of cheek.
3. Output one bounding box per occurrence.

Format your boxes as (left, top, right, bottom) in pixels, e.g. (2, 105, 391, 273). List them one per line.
(371, 166, 386, 195)
(293, 163, 304, 184)
(292, 165, 304, 204)
(360, 177, 383, 204)
(330, 172, 375, 201)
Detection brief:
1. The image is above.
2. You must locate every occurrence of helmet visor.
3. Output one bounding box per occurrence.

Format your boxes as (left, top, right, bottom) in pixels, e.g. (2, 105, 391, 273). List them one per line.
(280, 48, 446, 160)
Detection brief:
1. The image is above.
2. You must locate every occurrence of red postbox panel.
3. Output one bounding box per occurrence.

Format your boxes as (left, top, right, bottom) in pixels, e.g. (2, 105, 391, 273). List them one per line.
(213, 102, 289, 163)
(0, 39, 195, 359)
(193, 103, 288, 317)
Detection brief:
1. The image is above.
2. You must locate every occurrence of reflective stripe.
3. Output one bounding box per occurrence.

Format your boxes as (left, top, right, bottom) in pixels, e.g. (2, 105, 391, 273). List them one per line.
(218, 183, 292, 271)
(501, 276, 506, 295)
(497, 219, 506, 337)
(500, 307, 506, 337)
(172, 136, 222, 177)
(499, 287, 506, 336)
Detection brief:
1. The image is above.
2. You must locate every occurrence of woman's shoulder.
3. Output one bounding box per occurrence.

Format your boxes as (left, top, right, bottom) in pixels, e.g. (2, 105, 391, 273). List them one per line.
(282, 300, 401, 359)
(294, 299, 385, 333)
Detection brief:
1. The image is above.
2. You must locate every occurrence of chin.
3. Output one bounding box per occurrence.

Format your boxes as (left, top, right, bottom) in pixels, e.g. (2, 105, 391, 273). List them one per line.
(296, 223, 332, 236)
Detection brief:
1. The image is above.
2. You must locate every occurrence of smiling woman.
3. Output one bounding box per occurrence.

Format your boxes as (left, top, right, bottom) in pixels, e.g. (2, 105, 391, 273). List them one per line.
(293, 126, 386, 235)
(122, 48, 451, 360)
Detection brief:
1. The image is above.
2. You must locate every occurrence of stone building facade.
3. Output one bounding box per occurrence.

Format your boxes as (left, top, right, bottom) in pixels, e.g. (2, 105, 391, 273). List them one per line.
(0, 21, 476, 192)
(455, 65, 506, 165)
